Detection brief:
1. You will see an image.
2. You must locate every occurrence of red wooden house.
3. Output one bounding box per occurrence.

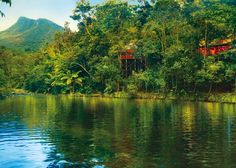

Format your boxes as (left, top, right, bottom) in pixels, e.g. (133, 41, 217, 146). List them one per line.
(120, 49, 147, 78)
(199, 39, 232, 56)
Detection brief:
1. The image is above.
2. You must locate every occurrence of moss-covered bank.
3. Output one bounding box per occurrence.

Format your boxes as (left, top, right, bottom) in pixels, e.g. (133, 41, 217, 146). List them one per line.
(77, 92, 236, 104)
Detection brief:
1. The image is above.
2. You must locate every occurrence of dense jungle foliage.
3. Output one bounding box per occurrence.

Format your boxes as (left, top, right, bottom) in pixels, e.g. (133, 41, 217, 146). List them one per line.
(0, 0, 236, 96)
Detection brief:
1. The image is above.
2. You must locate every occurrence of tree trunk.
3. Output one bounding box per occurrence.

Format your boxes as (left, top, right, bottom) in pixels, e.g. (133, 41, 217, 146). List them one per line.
(208, 82, 213, 96)
(175, 77, 178, 92)
(234, 77, 236, 93)
(204, 21, 208, 60)
(171, 75, 174, 90)
(116, 81, 120, 92)
(193, 82, 197, 93)
(73, 82, 75, 94)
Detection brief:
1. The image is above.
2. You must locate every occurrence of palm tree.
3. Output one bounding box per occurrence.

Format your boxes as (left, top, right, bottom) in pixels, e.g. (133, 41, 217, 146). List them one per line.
(61, 71, 83, 94)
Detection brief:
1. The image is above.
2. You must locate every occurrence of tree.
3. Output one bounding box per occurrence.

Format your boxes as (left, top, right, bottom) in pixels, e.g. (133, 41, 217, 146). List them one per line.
(61, 71, 83, 94)
(94, 56, 121, 93)
(0, 0, 11, 16)
(196, 57, 225, 94)
(223, 50, 236, 92)
(0, 69, 7, 87)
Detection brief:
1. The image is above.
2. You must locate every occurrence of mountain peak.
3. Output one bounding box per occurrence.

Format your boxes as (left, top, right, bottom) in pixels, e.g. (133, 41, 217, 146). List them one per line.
(16, 17, 62, 28)
(18, 16, 33, 21)
(0, 16, 63, 51)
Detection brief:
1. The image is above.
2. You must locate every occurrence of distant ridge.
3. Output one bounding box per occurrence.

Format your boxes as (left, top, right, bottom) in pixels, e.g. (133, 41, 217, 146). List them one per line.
(0, 17, 63, 51)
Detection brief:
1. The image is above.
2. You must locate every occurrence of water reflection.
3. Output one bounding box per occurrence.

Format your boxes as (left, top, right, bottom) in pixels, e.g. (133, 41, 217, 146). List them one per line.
(0, 95, 236, 168)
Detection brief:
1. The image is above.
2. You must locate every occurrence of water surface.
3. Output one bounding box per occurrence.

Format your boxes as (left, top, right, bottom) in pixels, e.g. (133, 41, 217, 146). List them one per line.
(0, 95, 236, 168)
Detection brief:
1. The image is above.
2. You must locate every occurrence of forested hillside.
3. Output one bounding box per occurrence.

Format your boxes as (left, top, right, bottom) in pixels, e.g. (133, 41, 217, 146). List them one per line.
(0, 17, 63, 51)
(0, 0, 236, 96)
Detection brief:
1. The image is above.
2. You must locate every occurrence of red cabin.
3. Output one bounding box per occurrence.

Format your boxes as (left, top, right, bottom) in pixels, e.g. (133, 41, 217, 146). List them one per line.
(120, 49, 146, 78)
(120, 49, 135, 60)
(199, 39, 232, 56)
(199, 45, 231, 56)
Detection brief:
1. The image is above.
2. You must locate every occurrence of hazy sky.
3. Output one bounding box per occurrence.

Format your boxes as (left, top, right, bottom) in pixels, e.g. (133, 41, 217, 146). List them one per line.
(0, 0, 102, 31)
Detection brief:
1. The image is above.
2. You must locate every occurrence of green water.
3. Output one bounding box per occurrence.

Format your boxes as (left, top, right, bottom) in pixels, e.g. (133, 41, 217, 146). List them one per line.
(0, 95, 236, 168)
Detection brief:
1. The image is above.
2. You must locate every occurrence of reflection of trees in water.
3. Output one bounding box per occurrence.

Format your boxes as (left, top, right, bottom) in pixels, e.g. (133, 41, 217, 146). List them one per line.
(179, 102, 236, 168)
(3, 96, 236, 167)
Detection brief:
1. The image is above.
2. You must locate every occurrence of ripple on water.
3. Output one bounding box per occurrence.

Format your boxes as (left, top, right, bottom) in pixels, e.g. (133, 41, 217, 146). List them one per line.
(47, 159, 106, 168)
(0, 123, 53, 167)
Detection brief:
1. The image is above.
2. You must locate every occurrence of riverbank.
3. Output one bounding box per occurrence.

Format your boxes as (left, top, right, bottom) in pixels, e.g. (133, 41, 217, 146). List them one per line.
(0, 88, 31, 98)
(77, 92, 236, 104)
(1, 89, 236, 104)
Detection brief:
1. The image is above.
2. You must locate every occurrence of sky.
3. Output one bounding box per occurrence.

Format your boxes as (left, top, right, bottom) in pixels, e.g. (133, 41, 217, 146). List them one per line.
(0, 0, 102, 31)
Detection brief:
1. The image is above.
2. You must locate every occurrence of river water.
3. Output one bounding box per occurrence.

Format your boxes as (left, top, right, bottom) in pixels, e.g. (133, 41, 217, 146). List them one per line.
(0, 95, 236, 168)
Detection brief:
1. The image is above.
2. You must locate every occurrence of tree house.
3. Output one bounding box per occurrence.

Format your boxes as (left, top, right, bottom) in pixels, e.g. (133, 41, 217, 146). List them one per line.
(199, 39, 233, 56)
(119, 49, 147, 78)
